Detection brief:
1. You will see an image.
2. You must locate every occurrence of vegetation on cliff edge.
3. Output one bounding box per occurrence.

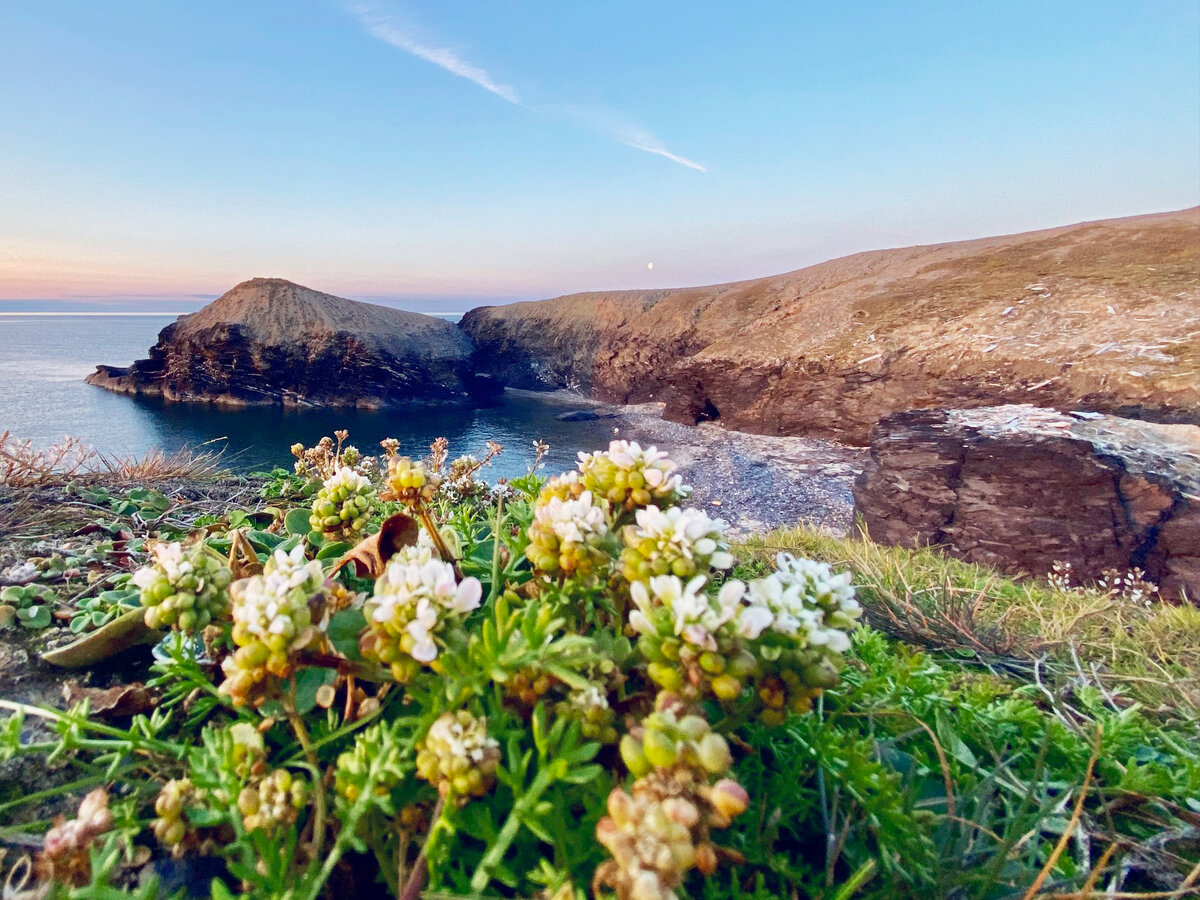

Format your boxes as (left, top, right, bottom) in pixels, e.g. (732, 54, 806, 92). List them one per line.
(0, 432, 1196, 899)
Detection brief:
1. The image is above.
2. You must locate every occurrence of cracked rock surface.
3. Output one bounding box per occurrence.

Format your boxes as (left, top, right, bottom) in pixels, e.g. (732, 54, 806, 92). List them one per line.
(853, 404, 1200, 598)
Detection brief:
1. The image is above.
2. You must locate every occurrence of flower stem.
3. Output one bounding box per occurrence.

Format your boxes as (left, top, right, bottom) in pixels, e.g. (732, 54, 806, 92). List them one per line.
(285, 682, 327, 859)
(415, 503, 460, 578)
(488, 490, 506, 604)
(399, 793, 446, 900)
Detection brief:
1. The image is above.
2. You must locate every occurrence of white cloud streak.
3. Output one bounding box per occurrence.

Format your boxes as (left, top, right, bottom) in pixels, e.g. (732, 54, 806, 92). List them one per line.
(351, 5, 519, 104)
(562, 107, 708, 172)
(350, 5, 705, 172)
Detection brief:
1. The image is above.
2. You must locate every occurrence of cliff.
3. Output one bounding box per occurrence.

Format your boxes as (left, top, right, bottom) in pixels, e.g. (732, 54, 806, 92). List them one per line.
(87, 278, 496, 407)
(460, 208, 1200, 444)
(853, 405, 1200, 599)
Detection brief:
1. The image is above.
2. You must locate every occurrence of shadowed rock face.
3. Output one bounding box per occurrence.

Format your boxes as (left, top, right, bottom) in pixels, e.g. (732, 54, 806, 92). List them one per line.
(86, 278, 498, 408)
(852, 404, 1200, 600)
(460, 207, 1200, 444)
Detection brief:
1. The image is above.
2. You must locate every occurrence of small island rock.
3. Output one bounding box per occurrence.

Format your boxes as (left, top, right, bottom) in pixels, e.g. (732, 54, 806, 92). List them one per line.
(87, 278, 498, 408)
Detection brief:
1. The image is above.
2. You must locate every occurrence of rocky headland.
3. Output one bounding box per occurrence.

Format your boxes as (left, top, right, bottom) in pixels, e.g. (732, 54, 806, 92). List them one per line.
(86, 278, 497, 407)
(460, 207, 1200, 445)
(853, 405, 1200, 598)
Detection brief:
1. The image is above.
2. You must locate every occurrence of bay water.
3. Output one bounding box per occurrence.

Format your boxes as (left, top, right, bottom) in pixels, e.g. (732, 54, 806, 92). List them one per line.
(0, 314, 616, 479)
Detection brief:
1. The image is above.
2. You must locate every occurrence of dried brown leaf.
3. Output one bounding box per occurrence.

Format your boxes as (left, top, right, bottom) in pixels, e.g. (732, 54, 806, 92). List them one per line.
(332, 513, 419, 578)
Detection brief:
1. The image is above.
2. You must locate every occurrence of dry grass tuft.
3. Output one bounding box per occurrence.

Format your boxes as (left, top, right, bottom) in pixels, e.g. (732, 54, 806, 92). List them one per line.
(0, 431, 226, 488)
(0, 432, 94, 486)
(92, 447, 226, 482)
(737, 525, 1200, 715)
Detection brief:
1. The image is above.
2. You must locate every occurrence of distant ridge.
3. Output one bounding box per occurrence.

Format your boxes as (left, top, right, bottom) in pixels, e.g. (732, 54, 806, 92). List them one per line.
(461, 207, 1200, 443)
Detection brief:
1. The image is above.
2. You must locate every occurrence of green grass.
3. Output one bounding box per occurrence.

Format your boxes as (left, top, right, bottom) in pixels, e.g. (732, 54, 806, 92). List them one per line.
(737, 526, 1200, 716)
(716, 526, 1200, 898)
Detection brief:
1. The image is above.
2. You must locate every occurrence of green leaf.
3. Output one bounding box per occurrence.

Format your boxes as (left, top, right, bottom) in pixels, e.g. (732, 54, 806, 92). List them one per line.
(291, 667, 336, 716)
(127, 488, 171, 514)
(186, 807, 226, 828)
(935, 708, 979, 769)
(246, 529, 286, 551)
(518, 808, 556, 844)
(316, 541, 352, 560)
(18, 605, 51, 629)
(327, 608, 366, 660)
(284, 508, 312, 537)
(559, 763, 603, 785)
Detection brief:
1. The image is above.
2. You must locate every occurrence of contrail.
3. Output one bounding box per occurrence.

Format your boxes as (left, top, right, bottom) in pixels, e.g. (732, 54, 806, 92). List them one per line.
(559, 105, 708, 172)
(351, 4, 519, 104)
(351, 5, 706, 172)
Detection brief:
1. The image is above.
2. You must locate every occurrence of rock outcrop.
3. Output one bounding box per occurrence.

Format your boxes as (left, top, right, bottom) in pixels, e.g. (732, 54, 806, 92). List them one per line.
(87, 278, 497, 407)
(460, 207, 1200, 444)
(852, 405, 1200, 599)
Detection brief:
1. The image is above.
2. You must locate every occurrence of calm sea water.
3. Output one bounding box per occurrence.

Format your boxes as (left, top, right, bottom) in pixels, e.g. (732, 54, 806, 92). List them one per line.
(0, 315, 615, 478)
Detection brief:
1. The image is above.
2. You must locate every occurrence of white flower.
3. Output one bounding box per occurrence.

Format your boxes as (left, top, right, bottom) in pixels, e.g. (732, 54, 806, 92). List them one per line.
(322, 466, 371, 493)
(230, 545, 324, 648)
(741, 555, 860, 651)
(633, 575, 744, 651)
(533, 492, 609, 544)
(368, 553, 482, 663)
(735, 603, 774, 640)
(134, 541, 186, 587)
(625, 505, 733, 574)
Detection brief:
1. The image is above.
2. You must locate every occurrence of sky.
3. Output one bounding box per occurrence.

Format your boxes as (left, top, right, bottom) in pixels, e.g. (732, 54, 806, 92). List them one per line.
(1, 1, 1197, 312)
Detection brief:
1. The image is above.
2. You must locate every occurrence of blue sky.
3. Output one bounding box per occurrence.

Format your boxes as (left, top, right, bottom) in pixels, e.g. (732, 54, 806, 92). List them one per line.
(1, 1, 1197, 310)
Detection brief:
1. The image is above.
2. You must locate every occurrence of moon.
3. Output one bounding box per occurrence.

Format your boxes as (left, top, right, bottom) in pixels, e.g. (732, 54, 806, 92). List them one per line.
(647, 262, 654, 270)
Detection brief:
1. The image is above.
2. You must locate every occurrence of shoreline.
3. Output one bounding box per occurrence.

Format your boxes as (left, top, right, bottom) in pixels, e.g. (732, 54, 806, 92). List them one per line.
(531, 394, 867, 536)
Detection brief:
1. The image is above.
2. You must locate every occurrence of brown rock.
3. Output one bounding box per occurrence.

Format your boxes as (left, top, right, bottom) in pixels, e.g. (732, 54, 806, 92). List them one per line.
(87, 278, 499, 407)
(853, 405, 1200, 599)
(460, 207, 1200, 444)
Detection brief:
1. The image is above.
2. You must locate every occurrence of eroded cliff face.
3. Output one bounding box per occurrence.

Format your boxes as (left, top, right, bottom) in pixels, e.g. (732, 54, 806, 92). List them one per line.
(87, 279, 497, 407)
(852, 405, 1200, 599)
(460, 208, 1200, 444)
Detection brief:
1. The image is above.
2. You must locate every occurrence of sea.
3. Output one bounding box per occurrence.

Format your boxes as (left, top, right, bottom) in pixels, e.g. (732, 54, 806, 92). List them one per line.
(0, 314, 617, 480)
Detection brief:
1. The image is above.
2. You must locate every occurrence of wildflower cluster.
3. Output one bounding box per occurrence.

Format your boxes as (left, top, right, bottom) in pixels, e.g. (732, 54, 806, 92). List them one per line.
(1050, 560, 1161, 606)
(219, 546, 329, 704)
(438, 441, 503, 501)
(629, 576, 754, 700)
(151, 778, 195, 849)
(291, 430, 377, 483)
(361, 548, 483, 682)
(133, 541, 232, 632)
(629, 552, 860, 720)
(238, 769, 308, 834)
(578, 440, 690, 513)
(39, 789, 113, 885)
(310, 466, 377, 539)
(597, 695, 750, 900)
(415, 710, 501, 803)
(620, 505, 733, 583)
(555, 683, 619, 744)
(5, 434, 873, 900)
(525, 492, 613, 581)
(506, 666, 556, 707)
(739, 554, 861, 720)
(382, 456, 441, 505)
